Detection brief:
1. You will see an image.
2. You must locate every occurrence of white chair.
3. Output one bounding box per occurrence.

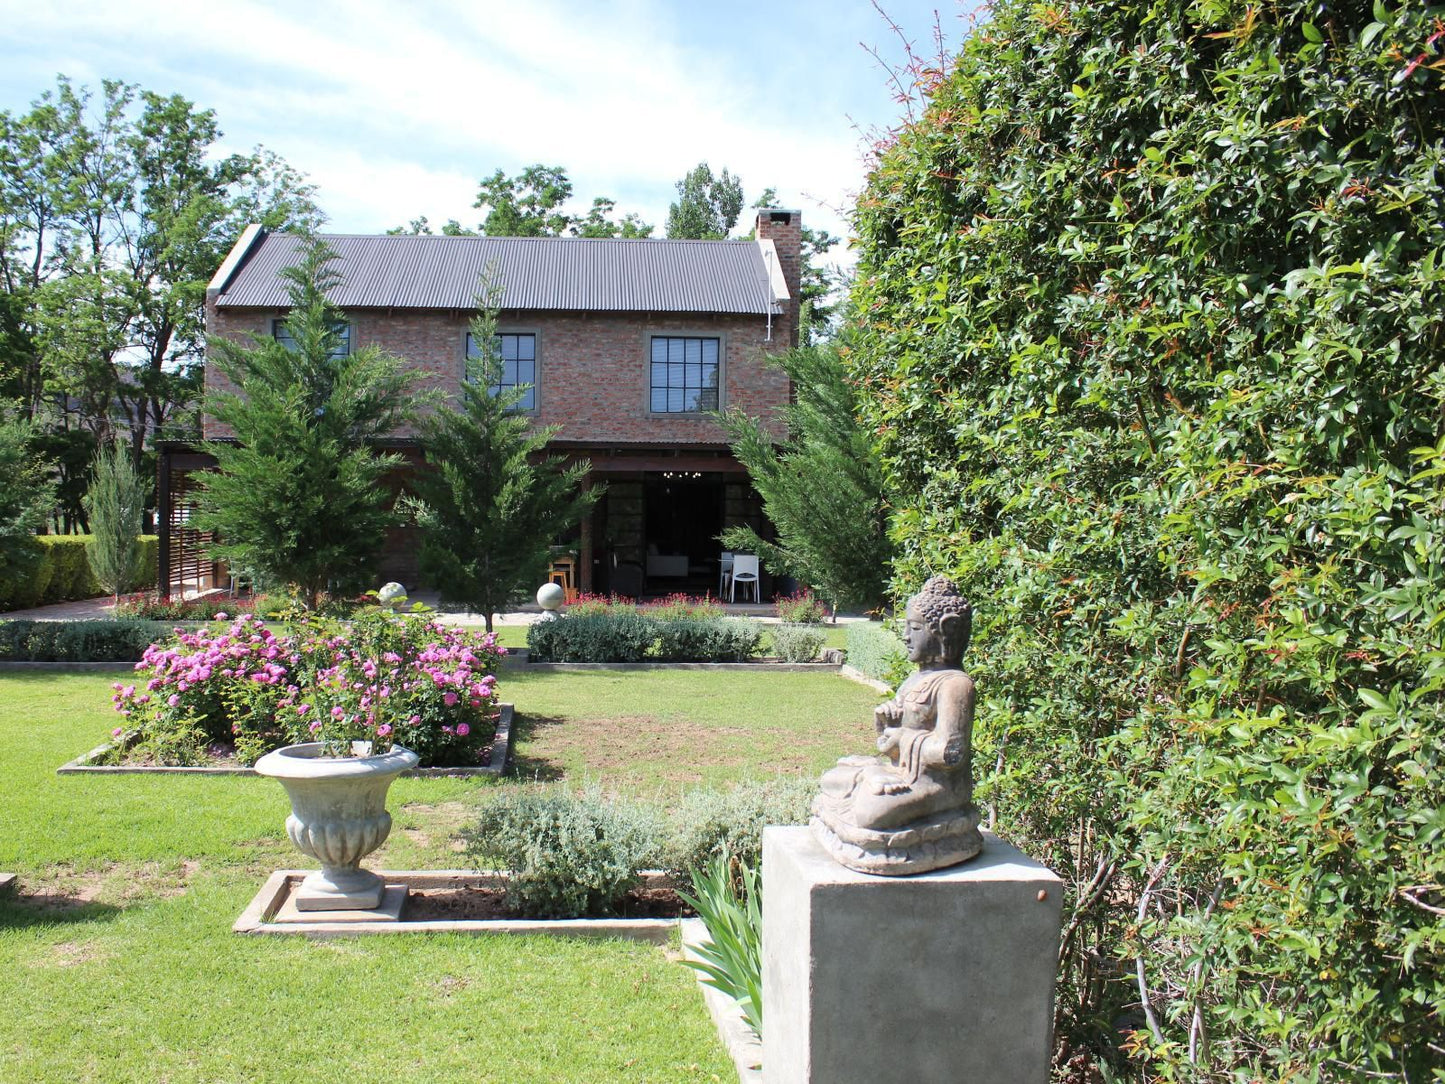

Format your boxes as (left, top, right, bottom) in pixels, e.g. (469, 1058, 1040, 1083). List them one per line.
(729, 554, 759, 603)
(718, 552, 734, 597)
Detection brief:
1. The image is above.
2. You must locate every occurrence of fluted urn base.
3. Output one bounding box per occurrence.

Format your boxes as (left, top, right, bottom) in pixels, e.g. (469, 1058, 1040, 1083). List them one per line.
(254, 742, 418, 911)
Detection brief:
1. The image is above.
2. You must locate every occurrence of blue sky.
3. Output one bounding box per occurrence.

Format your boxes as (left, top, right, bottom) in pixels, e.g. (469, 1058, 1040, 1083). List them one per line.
(0, 0, 979, 259)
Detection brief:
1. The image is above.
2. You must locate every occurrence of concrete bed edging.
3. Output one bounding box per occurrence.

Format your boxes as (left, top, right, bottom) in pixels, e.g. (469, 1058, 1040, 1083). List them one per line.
(0, 661, 141, 671)
(235, 868, 679, 941)
(56, 704, 514, 778)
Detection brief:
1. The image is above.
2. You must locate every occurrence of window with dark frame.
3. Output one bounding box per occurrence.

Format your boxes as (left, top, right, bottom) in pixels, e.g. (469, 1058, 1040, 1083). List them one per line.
(466, 331, 537, 411)
(272, 318, 351, 358)
(649, 335, 720, 413)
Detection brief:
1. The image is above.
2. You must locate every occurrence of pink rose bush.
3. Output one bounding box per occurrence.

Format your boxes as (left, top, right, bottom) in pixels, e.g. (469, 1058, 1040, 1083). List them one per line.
(111, 609, 504, 767)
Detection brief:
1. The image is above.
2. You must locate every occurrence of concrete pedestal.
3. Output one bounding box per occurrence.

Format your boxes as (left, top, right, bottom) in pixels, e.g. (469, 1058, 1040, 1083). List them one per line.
(761, 826, 1062, 1084)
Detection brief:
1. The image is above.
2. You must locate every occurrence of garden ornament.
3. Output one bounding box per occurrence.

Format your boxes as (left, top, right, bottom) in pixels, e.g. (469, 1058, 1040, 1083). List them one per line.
(811, 575, 983, 874)
(536, 581, 565, 619)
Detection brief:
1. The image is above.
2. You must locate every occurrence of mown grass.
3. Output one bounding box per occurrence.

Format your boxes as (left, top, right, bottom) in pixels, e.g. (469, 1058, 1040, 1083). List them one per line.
(506, 668, 877, 789)
(0, 664, 879, 1082)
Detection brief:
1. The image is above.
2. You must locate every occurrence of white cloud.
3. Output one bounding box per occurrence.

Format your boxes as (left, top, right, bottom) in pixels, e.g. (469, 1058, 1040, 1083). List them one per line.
(0, 0, 971, 254)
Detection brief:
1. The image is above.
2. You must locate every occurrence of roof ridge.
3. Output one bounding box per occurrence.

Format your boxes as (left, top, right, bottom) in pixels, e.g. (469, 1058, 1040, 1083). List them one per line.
(301, 232, 754, 245)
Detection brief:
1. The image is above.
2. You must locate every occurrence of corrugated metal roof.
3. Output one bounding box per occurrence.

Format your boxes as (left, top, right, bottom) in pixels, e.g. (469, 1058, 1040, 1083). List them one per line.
(212, 231, 782, 315)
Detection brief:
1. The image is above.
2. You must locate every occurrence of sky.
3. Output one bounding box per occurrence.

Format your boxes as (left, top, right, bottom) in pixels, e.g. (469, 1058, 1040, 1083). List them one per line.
(0, 0, 980, 262)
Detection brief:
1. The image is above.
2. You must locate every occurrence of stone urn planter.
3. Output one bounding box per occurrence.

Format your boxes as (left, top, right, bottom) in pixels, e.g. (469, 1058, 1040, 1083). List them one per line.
(254, 742, 418, 911)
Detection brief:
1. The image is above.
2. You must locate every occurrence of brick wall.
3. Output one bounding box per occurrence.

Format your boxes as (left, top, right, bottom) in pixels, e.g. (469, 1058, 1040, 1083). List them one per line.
(204, 297, 791, 443)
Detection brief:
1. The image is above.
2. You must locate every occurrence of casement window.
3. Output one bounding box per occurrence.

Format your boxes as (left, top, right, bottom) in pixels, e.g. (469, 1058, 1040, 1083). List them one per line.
(649, 335, 720, 413)
(466, 331, 537, 412)
(273, 318, 351, 358)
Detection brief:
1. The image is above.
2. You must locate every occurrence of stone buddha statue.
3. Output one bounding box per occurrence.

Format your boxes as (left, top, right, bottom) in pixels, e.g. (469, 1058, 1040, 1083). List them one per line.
(812, 576, 983, 875)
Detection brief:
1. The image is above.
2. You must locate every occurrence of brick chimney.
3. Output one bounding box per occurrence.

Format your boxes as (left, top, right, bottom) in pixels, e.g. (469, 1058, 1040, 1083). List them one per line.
(755, 208, 803, 347)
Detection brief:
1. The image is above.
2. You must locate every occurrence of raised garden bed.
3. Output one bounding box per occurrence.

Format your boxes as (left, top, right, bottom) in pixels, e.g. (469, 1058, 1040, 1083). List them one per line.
(56, 704, 514, 777)
(235, 868, 683, 940)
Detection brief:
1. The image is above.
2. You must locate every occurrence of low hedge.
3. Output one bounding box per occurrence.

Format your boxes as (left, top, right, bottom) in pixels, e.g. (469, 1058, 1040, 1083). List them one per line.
(0, 619, 169, 662)
(655, 617, 761, 662)
(526, 613, 763, 663)
(0, 535, 159, 611)
(843, 621, 908, 686)
(769, 623, 827, 663)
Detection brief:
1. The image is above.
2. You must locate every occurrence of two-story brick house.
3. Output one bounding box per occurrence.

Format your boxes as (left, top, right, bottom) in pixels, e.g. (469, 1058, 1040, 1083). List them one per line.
(156, 209, 804, 599)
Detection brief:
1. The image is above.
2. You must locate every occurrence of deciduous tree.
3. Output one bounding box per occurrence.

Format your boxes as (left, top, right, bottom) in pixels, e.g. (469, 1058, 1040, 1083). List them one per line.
(400, 166, 652, 239)
(0, 76, 319, 509)
(666, 162, 744, 239)
(0, 410, 53, 584)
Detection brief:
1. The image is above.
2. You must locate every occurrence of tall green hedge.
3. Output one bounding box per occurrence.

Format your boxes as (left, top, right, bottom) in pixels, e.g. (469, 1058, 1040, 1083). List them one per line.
(850, 1, 1443, 1078)
(0, 535, 158, 611)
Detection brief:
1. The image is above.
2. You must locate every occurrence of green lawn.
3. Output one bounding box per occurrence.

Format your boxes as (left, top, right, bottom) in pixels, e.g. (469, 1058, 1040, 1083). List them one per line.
(0, 666, 878, 1082)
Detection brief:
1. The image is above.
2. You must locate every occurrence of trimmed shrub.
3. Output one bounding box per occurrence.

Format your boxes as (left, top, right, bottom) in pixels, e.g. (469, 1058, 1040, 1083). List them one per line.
(843, 621, 908, 686)
(0, 548, 53, 610)
(663, 778, 815, 879)
(768, 623, 826, 663)
(0, 534, 159, 611)
(0, 619, 168, 662)
(526, 612, 658, 662)
(462, 786, 662, 918)
(526, 612, 764, 663)
(654, 617, 761, 662)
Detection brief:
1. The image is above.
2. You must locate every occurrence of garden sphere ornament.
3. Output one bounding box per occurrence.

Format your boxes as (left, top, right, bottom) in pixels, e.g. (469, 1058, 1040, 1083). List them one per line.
(536, 582, 565, 620)
(376, 582, 407, 609)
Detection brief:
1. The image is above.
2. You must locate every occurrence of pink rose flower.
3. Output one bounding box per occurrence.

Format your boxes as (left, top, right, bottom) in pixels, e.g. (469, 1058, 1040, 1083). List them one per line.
(456, 723, 470, 737)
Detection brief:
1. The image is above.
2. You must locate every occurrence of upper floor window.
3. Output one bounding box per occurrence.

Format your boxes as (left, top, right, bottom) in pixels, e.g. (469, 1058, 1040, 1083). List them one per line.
(466, 331, 537, 412)
(650, 336, 719, 413)
(273, 318, 350, 358)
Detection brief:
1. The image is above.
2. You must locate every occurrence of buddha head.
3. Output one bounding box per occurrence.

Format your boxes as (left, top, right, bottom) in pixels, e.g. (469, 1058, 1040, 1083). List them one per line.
(902, 576, 972, 667)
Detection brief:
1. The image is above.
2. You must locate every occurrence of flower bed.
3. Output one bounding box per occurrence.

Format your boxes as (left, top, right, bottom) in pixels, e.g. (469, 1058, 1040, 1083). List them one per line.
(108, 609, 504, 768)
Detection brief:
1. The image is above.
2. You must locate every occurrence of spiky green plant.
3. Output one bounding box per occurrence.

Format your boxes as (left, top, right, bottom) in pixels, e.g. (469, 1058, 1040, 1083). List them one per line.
(680, 851, 763, 1039)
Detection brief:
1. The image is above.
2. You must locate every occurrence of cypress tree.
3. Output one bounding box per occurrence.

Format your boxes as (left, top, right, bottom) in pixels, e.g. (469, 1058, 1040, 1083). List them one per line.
(195, 236, 413, 609)
(717, 342, 891, 614)
(83, 439, 146, 602)
(405, 284, 596, 632)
